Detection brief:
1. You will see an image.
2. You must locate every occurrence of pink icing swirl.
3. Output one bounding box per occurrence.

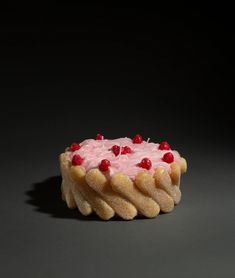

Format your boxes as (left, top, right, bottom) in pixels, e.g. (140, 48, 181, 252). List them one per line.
(66, 137, 181, 179)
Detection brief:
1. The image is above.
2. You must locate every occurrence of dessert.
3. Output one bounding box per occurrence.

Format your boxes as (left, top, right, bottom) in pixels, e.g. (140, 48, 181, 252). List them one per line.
(59, 134, 187, 220)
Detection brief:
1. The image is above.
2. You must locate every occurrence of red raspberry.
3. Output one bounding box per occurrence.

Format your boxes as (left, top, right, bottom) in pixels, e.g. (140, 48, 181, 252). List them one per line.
(112, 145, 120, 156)
(72, 154, 83, 166)
(96, 133, 104, 140)
(139, 158, 152, 170)
(162, 152, 174, 163)
(158, 141, 171, 150)
(70, 143, 81, 152)
(121, 146, 132, 154)
(99, 159, 111, 171)
(133, 134, 143, 144)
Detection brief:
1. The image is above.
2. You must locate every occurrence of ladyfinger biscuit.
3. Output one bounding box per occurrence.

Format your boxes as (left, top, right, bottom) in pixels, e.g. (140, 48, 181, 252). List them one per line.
(111, 173, 160, 218)
(85, 169, 137, 220)
(71, 166, 115, 220)
(60, 153, 92, 215)
(60, 155, 78, 209)
(180, 157, 187, 174)
(61, 179, 77, 209)
(154, 168, 181, 204)
(170, 162, 181, 186)
(135, 172, 174, 213)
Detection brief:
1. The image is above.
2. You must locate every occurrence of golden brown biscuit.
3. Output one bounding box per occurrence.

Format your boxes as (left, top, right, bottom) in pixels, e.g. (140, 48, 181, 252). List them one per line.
(111, 173, 160, 218)
(70, 166, 114, 220)
(85, 169, 137, 220)
(60, 154, 92, 214)
(154, 168, 181, 204)
(135, 172, 174, 212)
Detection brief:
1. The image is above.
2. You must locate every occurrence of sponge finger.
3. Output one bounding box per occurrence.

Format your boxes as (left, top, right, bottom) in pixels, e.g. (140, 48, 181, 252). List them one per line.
(154, 168, 181, 204)
(135, 172, 174, 213)
(60, 153, 92, 215)
(180, 157, 187, 174)
(85, 169, 137, 220)
(71, 166, 115, 220)
(170, 162, 181, 186)
(111, 173, 160, 218)
(60, 154, 76, 208)
(61, 179, 77, 209)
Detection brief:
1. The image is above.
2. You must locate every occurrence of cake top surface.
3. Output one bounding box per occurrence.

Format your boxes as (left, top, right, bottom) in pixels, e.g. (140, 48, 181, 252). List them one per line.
(65, 135, 181, 179)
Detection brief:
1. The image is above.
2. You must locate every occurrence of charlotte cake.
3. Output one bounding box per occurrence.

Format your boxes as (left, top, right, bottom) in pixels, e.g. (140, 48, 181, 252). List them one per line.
(59, 134, 187, 220)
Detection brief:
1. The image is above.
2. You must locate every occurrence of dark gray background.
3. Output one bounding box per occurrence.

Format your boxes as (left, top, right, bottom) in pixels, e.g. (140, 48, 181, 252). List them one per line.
(0, 3, 235, 278)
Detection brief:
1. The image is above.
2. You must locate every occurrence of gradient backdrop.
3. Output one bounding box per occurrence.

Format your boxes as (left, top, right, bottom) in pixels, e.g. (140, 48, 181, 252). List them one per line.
(1, 4, 234, 278)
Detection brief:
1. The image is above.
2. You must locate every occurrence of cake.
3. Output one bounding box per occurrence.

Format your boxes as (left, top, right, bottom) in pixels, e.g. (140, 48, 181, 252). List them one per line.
(59, 134, 187, 220)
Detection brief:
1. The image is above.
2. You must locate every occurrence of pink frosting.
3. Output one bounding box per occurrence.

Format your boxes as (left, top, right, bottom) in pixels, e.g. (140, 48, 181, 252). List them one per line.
(66, 137, 181, 179)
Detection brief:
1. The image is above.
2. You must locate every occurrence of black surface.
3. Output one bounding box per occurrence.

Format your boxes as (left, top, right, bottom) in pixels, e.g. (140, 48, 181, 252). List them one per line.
(0, 4, 235, 278)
